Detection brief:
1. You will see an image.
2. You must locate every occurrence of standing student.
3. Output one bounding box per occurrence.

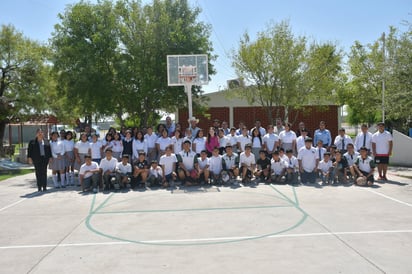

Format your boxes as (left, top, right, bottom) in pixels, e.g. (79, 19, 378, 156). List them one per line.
(64, 131, 75, 186)
(237, 127, 252, 153)
(372, 122, 393, 181)
(334, 128, 353, 154)
(90, 134, 103, 164)
(122, 130, 134, 164)
(192, 129, 206, 156)
(332, 150, 349, 184)
(218, 128, 230, 155)
(145, 126, 158, 163)
(250, 127, 263, 161)
(354, 124, 373, 152)
(206, 127, 219, 157)
(278, 122, 297, 154)
(28, 129, 52, 192)
(171, 129, 184, 155)
(156, 129, 172, 161)
(262, 125, 280, 156)
(50, 131, 67, 188)
(132, 130, 147, 162)
(111, 132, 123, 161)
(99, 149, 118, 190)
(209, 147, 223, 184)
(295, 128, 308, 153)
(227, 127, 239, 153)
(74, 133, 91, 176)
(177, 140, 199, 186)
(298, 137, 319, 184)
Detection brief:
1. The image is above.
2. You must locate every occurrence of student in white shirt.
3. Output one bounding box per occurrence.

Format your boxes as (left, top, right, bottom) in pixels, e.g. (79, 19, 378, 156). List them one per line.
(371, 122, 393, 181)
(270, 150, 287, 184)
(295, 128, 309, 153)
(156, 129, 172, 161)
(239, 144, 256, 184)
(334, 128, 353, 154)
(317, 152, 333, 185)
(298, 137, 319, 184)
(133, 131, 147, 162)
(115, 154, 132, 189)
(353, 146, 376, 186)
(50, 131, 66, 188)
(79, 155, 100, 193)
(99, 149, 118, 190)
(192, 129, 206, 156)
(159, 145, 177, 187)
(64, 131, 75, 186)
(237, 127, 252, 153)
(197, 150, 210, 184)
(89, 134, 103, 164)
(354, 124, 373, 152)
(218, 128, 230, 155)
(262, 125, 280, 156)
(144, 126, 158, 164)
(226, 128, 239, 153)
(278, 122, 297, 154)
(171, 129, 184, 155)
(111, 132, 123, 161)
(147, 160, 163, 187)
(285, 149, 299, 184)
(344, 143, 360, 181)
(177, 140, 199, 186)
(209, 147, 223, 184)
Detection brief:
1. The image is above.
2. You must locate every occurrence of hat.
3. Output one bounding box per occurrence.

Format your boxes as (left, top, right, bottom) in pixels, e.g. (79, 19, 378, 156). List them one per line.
(188, 116, 199, 123)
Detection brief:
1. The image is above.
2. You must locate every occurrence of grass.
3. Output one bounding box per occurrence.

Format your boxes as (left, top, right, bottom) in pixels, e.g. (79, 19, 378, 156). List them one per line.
(0, 169, 33, 181)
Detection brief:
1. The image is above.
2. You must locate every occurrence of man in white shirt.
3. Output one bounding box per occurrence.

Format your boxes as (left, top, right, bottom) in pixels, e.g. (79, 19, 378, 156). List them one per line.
(209, 147, 223, 184)
(354, 124, 373, 152)
(270, 151, 287, 184)
(298, 137, 319, 184)
(353, 146, 376, 186)
(334, 128, 353, 154)
(144, 126, 158, 163)
(177, 140, 199, 186)
(79, 155, 100, 193)
(99, 149, 118, 190)
(159, 145, 177, 187)
(372, 122, 393, 181)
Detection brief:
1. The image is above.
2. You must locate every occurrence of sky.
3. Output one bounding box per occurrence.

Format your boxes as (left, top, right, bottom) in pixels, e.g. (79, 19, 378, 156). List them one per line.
(1, 0, 411, 93)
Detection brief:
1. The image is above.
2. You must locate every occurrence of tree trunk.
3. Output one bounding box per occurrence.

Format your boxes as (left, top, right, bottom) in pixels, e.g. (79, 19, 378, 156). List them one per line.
(0, 120, 7, 157)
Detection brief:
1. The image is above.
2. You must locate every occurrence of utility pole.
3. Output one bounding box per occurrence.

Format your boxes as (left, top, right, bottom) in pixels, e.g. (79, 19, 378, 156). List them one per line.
(382, 32, 385, 123)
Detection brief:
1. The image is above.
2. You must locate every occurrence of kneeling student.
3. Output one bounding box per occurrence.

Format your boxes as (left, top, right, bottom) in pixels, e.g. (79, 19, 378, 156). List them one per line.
(159, 145, 177, 187)
(116, 154, 132, 189)
(255, 150, 270, 183)
(197, 150, 210, 184)
(147, 160, 163, 187)
(285, 149, 299, 184)
(353, 146, 376, 186)
(209, 147, 223, 184)
(270, 151, 287, 183)
(317, 152, 333, 185)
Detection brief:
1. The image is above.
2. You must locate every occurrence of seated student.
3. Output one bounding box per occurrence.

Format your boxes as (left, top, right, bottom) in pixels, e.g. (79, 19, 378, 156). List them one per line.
(315, 140, 327, 163)
(332, 149, 349, 184)
(344, 143, 360, 181)
(270, 150, 287, 184)
(222, 144, 239, 181)
(278, 147, 288, 162)
(353, 146, 376, 186)
(285, 149, 299, 184)
(239, 144, 256, 184)
(133, 151, 149, 188)
(147, 160, 163, 187)
(197, 150, 210, 185)
(99, 148, 118, 190)
(255, 149, 271, 183)
(209, 147, 223, 184)
(115, 154, 132, 189)
(159, 145, 177, 188)
(79, 155, 100, 193)
(177, 140, 199, 186)
(329, 145, 337, 162)
(317, 152, 333, 185)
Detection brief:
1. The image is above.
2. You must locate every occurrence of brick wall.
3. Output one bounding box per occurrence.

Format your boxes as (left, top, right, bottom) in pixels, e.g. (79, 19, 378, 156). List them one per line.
(178, 105, 339, 139)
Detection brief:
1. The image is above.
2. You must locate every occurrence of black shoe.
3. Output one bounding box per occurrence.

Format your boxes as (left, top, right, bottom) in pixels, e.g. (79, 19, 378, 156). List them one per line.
(42, 187, 47, 192)
(38, 187, 42, 192)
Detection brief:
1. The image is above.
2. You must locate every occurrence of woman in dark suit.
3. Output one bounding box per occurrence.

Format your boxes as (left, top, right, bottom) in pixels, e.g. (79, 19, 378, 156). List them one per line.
(28, 129, 52, 192)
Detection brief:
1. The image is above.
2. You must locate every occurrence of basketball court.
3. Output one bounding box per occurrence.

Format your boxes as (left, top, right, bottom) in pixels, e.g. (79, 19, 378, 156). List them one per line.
(0, 171, 411, 273)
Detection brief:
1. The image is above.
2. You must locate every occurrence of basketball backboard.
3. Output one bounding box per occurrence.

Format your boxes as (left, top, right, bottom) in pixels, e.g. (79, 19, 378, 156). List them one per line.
(167, 54, 208, 86)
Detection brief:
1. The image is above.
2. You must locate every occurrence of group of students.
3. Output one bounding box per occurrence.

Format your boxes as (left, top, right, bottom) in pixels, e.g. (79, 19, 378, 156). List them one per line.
(27, 117, 393, 193)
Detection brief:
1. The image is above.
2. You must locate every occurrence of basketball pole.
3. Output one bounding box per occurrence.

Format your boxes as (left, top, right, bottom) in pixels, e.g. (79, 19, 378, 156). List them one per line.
(185, 82, 193, 121)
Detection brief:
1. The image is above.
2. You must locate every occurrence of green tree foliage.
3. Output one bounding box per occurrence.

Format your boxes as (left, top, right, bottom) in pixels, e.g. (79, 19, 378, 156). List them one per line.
(0, 25, 50, 153)
(52, 0, 214, 128)
(344, 26, 412, 132)
(231, 20, 343, 124)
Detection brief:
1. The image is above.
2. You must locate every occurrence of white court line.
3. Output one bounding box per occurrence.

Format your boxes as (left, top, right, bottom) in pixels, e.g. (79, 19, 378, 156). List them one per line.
(362, 188, 412, 207)
(0, 198, 28, 212)
(1, 230, 412, 249)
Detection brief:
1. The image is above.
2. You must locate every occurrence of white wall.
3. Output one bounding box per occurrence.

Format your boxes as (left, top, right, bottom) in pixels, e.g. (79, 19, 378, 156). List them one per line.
(391, 130, 412, 167)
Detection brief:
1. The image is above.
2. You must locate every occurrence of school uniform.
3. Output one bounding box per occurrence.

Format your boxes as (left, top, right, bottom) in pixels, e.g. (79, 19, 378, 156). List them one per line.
(334, 134, 353, 153)
(279, 130, 297, 152)
(50, 139, 66, 188)
(285, 155, 299, 183)
(74, 140, 90, 171)
(237, 135, 252, 152)
(115, 161, 132, 185)
(90, 141, 103, 164)
(159, 153, 177, 181)
(144, 133, 158, 163)
(100, 157, 118, 189)
(263, 133, 279, 154)
(314, 129, 332, 148)
(193, 137, 206, 155)
(122, 138, 134, 163)
(209, 155, 223, 178)
(156, 137, 172, 160)
(239, 152, 256, 178)
(171, 136, 184, 155)
(298, 146, 319, 184)
(222, 152, 239, 177)
(318, 159, 333, 184)
(354, 131, 373, 152)
(355, 155, 376, 182)
(79, 161, 100, 191)
(344, 151, 360, 167)
(270, 158, 287, 183)
(111, 140, 123, 161)
(64, 139, 75, 185)
(132, 139, 147, 161)
(372, 130, 393, 164)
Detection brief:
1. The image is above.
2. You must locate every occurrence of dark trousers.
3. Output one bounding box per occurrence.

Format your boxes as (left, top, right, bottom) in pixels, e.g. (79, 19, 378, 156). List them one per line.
(34, 157, 49, 190)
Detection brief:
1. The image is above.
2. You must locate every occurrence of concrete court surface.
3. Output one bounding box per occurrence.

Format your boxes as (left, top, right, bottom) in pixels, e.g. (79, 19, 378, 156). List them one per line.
(0, 170, 411, 274)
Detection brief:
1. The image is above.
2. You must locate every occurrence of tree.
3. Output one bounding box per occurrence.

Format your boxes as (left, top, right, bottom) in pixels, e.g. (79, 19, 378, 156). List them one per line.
(0, 25, 50, 154)
(52, 0, 215, 128)
(344, 26, 412, 133)
(231, 20, 343, 124)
